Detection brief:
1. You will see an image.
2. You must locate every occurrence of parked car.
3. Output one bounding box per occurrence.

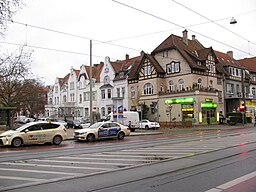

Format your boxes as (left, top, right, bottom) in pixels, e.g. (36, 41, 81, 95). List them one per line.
(73, 121, 130, 142)
(66, 120, 82, 129)
(139, 119, 160, 129)
(0, 121, 67, 147)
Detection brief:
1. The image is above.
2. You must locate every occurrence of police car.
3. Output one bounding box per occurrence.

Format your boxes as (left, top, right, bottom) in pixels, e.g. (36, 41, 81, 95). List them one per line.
(73, 121, 130, 142)
(0, 121, 67, 147)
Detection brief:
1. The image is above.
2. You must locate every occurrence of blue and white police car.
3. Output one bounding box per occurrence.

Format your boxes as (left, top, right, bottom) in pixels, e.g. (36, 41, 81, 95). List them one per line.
(73, 121, 130, 142)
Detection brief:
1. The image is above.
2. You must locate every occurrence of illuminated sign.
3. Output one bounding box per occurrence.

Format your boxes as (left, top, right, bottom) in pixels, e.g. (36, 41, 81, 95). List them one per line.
(201, 102, 217, 108)
(165, 97, 194, 104)
(205, 98, 213, 102)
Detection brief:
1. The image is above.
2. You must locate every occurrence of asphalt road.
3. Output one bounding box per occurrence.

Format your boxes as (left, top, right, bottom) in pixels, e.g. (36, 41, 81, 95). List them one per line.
(0, 126, 256, 192)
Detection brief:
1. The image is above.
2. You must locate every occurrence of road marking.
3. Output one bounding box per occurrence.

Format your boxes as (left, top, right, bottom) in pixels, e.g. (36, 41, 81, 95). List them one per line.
(56, 156, 159, 162)
(0, 167, 80, 176)
(0, 175, 46, 182)
(205, 171, 256, 192)
(0, 162, 112, 171)
(30, 159, 133, 166)
(78, 154, 169, 160)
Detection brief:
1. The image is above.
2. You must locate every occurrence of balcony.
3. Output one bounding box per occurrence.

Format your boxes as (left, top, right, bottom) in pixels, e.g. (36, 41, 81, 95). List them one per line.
(159, 87, 218, 97)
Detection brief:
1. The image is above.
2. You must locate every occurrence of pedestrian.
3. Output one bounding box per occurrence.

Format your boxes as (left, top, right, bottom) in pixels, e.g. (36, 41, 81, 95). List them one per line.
(219, 111, 224, 124)
(254, 114, 256, 126)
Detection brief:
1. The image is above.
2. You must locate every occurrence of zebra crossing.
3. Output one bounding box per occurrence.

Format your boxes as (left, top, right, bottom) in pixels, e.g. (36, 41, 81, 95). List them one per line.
(0, 132, 256, 191)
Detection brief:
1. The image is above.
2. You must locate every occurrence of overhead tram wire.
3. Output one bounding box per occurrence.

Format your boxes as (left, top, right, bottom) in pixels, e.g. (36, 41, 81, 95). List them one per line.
(112, 0, 255, 57)
(172, 0, 256, 46)
(9, 20, 140, 52)
(0, 40, 106, 59)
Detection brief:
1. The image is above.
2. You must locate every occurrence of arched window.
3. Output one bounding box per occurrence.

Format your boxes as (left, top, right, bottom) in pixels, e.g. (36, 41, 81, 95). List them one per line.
(209, 80, 213, 88)
(143, 83, 153, 95)
(101, 107, 105, 117)
(198, 78, 202, 89)
(169, 80, 174, 91)
(179, 79, 185, 90)
(107, 107, 112, 115)
(130, 86, 135, 98)
(104, 75, 110, 84)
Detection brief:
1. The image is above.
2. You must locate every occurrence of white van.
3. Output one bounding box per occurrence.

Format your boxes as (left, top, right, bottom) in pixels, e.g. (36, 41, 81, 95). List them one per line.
(105, 111, 140, 132)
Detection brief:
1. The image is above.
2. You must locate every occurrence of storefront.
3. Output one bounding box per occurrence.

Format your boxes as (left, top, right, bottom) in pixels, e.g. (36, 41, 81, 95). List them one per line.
(165, 97, 195, 122)
(200, 99, 218, 124)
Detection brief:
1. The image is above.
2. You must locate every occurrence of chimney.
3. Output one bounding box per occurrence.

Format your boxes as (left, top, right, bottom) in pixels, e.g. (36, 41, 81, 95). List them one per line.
(182, 29, 188, 45)
(125, 54, 129, 60)
(192, 35, 196, 40)
(227, 51, 233, 58)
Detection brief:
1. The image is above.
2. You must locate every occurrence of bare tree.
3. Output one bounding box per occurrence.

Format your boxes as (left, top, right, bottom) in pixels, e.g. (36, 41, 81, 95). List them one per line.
(0, 47, 32, 109)
(0, 0, 25, 36)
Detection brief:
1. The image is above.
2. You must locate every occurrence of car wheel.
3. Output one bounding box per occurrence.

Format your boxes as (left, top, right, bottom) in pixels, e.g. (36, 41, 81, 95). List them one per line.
(53, 135, 62, 145)
(117, 132, 125, 140)
(12, 137, 23, 147)
(145, 125, 149, 130)
(86, 134, 95, 142)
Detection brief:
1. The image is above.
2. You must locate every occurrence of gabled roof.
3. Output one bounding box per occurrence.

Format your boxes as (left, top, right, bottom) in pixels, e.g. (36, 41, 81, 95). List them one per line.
(128, 51, 165, 80)
(151, 33, 209, 70)
(84, 62, 104, 82)
(214, 50, 242, 68)
(238, 57, 256, 73)
(111, 55, 143, 81)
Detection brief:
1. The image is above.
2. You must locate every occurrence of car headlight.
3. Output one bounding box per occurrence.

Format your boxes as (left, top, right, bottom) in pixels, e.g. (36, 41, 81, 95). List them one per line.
(6, 133, 14, 137)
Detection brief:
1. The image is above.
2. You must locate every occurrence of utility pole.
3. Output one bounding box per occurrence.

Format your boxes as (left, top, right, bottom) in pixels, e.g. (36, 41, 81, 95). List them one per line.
(241, 68, 246, 125)
(89, 40, 93, 125)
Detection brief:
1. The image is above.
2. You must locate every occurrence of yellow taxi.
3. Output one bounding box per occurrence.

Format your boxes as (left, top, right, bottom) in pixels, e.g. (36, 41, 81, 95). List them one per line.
(0, 121, 67, 147)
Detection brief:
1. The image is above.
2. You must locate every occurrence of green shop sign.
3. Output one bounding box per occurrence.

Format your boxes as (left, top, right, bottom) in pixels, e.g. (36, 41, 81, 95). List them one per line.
(165, 97, 194, 104)
(201, 102, 217, 108)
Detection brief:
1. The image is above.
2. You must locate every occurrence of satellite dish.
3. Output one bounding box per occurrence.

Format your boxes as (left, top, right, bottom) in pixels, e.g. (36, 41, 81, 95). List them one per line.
(230, 17, 237, 24)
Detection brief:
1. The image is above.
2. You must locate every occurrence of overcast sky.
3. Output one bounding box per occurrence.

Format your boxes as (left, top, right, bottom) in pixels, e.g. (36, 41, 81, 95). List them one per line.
(1, 0, 256, 85)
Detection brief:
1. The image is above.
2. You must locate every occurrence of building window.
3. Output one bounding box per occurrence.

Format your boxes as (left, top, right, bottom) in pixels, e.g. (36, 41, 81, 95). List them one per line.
(179, 79, 185, 91)
(107, 107, 112, 115)
(107, 89, 111, 98)
(79, 94, 82, 103)
(209, 80, 213, 89)
(144, 65, 152, 76)
(218, 91, 223, 103)
(169, 80, 174, 91)
(103, 75, 110, 84)
(92, 91, 96, 101)
(217, 78, 222, 85)
(167, 61, 180, 74)
(101, 107, 105, 117)
(101, 90, 105, 99)
(117, 88, 120, 97)
(84, 92, 89, 101)
(122, 87, 125, 98)
(63, 95, 66, 103)
(197, 78, 202, 89)
(143, 83, 153, 95)
(252, 87, 256, 96)
(84, 108, 89, 117)
(226, 83, 234, 94)
(55, 85, 58, 93)
(131, 86, 135, 98)
(70, 82, 74, 90)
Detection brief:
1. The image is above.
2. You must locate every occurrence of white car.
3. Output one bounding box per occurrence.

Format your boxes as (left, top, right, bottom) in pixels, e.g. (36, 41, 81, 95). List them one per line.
(73, 121, 130, 142)
(0, 121, 67, 147)
(139, 119, 160, 129)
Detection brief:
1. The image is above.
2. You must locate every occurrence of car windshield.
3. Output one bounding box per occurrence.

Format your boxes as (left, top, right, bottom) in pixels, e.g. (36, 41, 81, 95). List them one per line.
(88, 122, 103, 129)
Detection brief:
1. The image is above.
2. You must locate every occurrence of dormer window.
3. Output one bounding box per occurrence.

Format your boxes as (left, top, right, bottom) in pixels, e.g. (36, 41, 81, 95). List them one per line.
(119, 72, 124, 78)
(167, 61, 180, 74)
(197, 61, 201, 66)
(105, 67, 109, 73)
